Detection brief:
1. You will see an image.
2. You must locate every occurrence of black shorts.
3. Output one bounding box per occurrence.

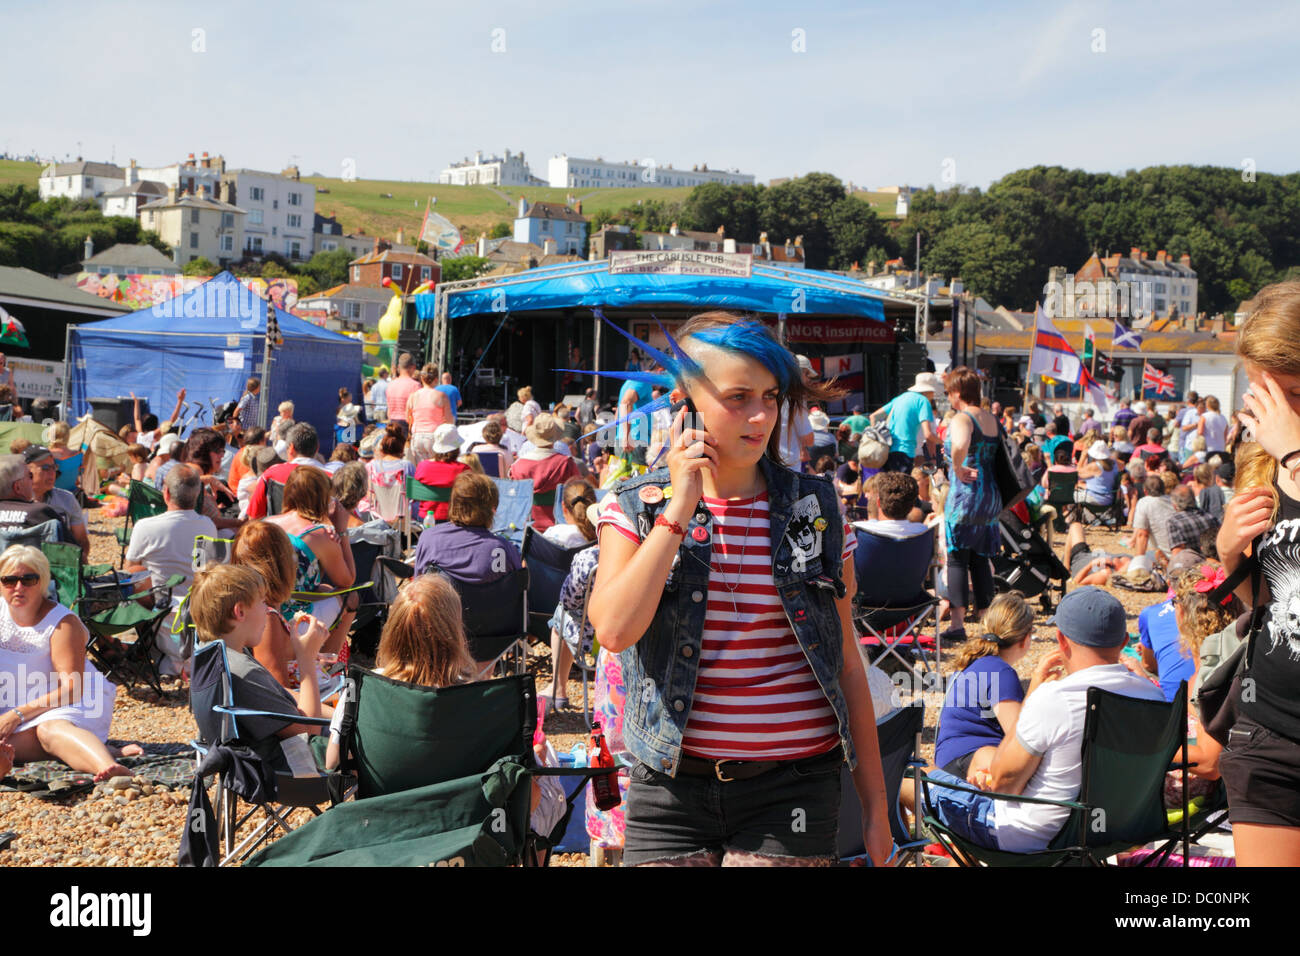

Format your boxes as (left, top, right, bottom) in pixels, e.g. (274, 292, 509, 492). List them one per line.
(1218, 716, 1300, 827)
(942, 752, 975, 779)
(623, 748, 843, 865)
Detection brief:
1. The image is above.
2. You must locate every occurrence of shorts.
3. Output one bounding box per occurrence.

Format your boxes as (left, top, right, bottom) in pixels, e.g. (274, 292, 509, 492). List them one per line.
(1069, 543, 1098, 577)
(623, 748, 842, 865)
(1218, 716, 1300, 827)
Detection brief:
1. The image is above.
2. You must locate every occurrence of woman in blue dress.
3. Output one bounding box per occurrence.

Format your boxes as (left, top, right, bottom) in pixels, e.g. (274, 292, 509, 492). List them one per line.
(942, 367, 1003, 641)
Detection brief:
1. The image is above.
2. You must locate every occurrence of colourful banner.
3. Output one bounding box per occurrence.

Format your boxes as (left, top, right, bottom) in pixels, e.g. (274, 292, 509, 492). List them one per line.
(73, 273, 300, 312)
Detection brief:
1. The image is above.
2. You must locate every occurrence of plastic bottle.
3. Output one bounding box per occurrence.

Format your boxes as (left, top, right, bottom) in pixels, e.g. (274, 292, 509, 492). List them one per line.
(569, 743, 587, 768)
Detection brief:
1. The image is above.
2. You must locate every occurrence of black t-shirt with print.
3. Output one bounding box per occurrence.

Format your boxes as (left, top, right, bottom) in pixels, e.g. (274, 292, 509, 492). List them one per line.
(0, 497, 65, 537)
(1246, 489, 1300, 740)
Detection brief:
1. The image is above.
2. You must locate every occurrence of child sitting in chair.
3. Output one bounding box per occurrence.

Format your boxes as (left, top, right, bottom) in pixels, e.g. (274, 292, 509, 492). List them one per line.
(189, 564, 331, 766)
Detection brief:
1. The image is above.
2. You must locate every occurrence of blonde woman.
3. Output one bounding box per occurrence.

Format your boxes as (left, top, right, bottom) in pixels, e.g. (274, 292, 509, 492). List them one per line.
(1216, 281, 1300, 865)
(0, 546, 141, 781)
(932, 592, 1036, 784)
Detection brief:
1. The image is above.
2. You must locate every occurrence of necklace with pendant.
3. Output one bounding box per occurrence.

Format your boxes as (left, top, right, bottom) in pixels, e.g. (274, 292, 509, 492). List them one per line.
(715, 491, 761, 618)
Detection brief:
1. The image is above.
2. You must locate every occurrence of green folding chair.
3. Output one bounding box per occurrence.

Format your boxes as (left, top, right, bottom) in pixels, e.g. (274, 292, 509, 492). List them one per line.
(115, 479, 166, 562)
(43, 541, 185, 696)
(920, 683, 1189, 867)
(247, 670, 609, 867)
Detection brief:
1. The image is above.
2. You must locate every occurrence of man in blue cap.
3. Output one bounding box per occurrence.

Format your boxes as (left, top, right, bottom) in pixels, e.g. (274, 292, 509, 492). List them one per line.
(924, 586, 1165, 852)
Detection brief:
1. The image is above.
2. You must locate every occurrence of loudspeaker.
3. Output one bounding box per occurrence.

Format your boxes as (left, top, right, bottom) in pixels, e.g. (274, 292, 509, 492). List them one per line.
(895, 341, 928, 395)
(396, 329, 426, 362)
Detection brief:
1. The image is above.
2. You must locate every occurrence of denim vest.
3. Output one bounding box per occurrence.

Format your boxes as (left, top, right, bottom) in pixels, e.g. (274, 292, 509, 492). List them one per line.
(614, 455, 857, 777)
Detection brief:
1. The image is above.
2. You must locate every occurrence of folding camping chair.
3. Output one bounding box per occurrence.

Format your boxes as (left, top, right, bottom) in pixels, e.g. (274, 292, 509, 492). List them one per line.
(852, 525, 941, 691)
(520, 526, 597, 719)
(490, 477, 534, 547)
(1078, 495, 1125, 530)
(837, 702, 929, 866)
(405, 474, 447, 530)
(1044, 471, 1078, 533)
(551, 486, 610, 526)
(54, 450, 83, 493)
(430, 565, 530, 677)
(115, 479, 166, 562)
(346, 521, 401, 657)
(920, 683, 1191, 867)
(245, 670, 614, 867)
(475, 450, 503, 478)
(265, 478, 286, 517)
(366, 478, 411, 552)
(187, 640, 339, 866)
(43, 540, 184, 696)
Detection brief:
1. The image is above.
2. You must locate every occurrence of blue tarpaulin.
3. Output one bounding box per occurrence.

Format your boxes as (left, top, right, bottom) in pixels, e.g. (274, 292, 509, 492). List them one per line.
(414, 261, 891, 321)
(67, 271, 361, 450)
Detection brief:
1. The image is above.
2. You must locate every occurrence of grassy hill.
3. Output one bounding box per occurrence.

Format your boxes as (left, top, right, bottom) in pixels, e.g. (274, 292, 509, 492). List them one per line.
(0, 159, 900, 241)
(303, 176, 698, 241)
(0, 159, 41, 188)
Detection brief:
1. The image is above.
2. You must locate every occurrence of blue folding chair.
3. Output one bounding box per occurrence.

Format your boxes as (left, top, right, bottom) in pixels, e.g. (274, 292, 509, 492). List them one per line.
(852, 525, 941, 687)
(491, 477, 534, 546)
(837, 701, 929, 866)
(188, 640, 337, 866)
(55, 450, 83, 492)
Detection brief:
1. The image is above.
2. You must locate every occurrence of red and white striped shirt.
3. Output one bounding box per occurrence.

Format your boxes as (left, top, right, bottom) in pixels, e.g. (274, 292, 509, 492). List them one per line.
(599, 491, 855, 761)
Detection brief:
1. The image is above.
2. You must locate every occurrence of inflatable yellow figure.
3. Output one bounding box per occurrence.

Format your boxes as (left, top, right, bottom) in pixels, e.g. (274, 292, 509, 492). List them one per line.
(377, 277, 435, 342)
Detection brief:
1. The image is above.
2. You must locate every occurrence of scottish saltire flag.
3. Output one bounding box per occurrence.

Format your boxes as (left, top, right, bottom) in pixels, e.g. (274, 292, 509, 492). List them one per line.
(1112, 320, 1143, 349)
(1142, 362, 1177, 397)
(1029, 304, 1082, 384)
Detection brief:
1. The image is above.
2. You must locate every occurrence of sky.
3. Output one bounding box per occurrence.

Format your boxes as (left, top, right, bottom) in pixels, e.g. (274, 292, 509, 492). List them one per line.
(4, 0, 1298, 190)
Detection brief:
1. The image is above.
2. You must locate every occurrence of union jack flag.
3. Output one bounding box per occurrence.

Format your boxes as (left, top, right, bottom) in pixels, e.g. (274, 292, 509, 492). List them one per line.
(1142, 362, 1176, 397)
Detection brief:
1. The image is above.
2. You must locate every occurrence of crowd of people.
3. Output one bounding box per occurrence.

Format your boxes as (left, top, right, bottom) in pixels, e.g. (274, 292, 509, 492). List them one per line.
(7, 282, 1300, 868)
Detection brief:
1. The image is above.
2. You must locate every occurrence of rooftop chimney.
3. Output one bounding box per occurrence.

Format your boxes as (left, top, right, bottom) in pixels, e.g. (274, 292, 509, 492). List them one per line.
(83, 235, 93, 261)
(1130, 247, 1142, 260)
(167, 185, 177, 203)
(478, 234, 488, 257)
(517, 196, 528, 218)
(201, 151, 210, 169)
(669, 222, 679, 236)
(574, 200, 582, 215)
(1180, 253, 1191, 266)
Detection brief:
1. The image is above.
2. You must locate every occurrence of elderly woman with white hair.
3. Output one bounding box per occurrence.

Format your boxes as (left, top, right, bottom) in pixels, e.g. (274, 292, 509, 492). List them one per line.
(0, 545, 140, 781)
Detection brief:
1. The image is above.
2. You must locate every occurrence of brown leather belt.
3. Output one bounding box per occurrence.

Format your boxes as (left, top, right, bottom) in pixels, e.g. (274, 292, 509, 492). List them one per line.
(676, 747, 842, 782)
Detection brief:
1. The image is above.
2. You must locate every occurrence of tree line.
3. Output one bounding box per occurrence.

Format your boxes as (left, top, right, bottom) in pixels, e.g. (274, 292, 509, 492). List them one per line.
(592, 165, 1300, 315)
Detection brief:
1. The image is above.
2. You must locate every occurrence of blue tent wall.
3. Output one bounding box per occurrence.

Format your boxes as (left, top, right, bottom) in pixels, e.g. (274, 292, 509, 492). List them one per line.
(67, 272, 361, 451)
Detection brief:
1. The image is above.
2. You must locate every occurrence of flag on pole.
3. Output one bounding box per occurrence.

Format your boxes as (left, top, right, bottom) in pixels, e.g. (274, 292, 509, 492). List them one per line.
(1112, 320, 1143, 349)
(419, 199, 464, 255)
(1142, 362, 1177, 397)
(0, 306, 28, 348)
(1083, 323, 1096, 365)
(1080, 364, 1110, 413)
(1029, 305, 1083, 384)
(1093, 347, 1123, 382)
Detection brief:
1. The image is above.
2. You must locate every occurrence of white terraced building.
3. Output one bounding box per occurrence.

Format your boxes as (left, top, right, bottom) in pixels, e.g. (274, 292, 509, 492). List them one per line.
(546, 154, 754, 189)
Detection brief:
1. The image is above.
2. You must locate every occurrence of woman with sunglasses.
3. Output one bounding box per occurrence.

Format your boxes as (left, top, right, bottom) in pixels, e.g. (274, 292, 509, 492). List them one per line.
(0, 545, 140, 781)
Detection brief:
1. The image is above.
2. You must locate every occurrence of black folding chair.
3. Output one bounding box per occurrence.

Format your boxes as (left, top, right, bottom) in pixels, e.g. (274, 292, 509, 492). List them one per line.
(837, 702, 928, 866)
(431, 565, 530, 676)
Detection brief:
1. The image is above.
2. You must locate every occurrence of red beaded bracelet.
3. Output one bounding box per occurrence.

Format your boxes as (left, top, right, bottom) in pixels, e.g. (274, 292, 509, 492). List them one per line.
(653, 515, 685, 537)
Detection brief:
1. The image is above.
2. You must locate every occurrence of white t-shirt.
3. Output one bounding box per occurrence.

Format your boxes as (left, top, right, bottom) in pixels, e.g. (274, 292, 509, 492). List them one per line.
(542, 522, 592, 550)
(1178, 408, 1201, 451)
(993, 663, 1165, 852)
(138, 429, 159, 451)
(1200, 411, 1228, 452)
(124, 509, 217, 590)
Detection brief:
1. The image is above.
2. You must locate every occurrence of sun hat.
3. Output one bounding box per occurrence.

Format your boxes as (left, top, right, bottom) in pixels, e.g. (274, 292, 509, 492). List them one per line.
(908, 372, 942, 394)
(525, 413, 564, 448)
(155, 433, 183, 457)
(430, 423, 463, 455)
(1087, 440, 1112, 461)
(795, 355, 815, 374)
(808, 409, 831, 431)
(1048, 586, 1128, 648)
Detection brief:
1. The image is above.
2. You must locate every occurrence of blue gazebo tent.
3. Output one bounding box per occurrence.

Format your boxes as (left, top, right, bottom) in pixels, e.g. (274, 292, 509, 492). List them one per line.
(66, 271, 361, 450)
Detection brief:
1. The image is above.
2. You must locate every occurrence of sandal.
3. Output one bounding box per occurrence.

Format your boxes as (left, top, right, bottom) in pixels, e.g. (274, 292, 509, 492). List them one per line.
(540, 693, 570, 714)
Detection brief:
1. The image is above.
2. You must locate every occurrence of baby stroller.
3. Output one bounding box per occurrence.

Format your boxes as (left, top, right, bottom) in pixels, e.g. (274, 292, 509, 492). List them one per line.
(991, 507, 1069, 613)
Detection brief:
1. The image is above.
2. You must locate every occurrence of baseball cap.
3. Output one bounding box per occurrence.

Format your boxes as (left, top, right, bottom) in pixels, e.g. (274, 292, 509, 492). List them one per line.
(1216, 460, 1235, 483)
(22, 444, 52, 464)
(155, 433, 182, 456)
(1048, 586, 1128, 648)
